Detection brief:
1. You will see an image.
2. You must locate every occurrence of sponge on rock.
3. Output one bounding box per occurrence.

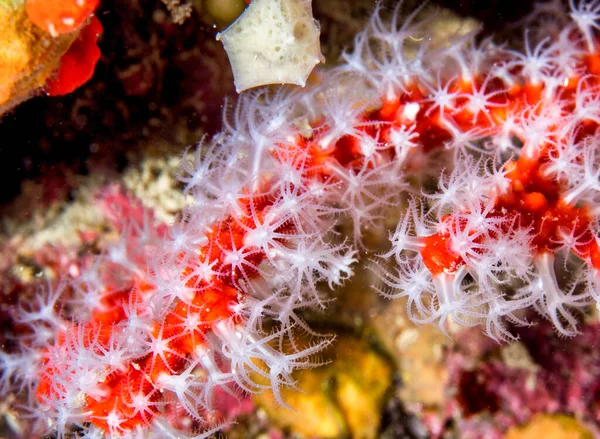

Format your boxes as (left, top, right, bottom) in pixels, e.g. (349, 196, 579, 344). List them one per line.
(217, 0, 324, 93)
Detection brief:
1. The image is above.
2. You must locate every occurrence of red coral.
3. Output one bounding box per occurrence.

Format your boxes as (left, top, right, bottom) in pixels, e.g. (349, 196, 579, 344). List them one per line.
(45, 16, 103, 96)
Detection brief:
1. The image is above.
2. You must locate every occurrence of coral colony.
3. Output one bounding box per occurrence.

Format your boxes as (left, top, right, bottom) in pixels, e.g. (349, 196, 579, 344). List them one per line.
(2, 0, 600, 437)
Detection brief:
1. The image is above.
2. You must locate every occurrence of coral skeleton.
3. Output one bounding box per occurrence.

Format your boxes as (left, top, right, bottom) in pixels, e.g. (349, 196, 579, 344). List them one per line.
(2, 1, 600, 437)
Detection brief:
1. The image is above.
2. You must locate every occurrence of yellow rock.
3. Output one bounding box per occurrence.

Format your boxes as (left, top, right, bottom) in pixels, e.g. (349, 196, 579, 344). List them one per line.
(504, 414, 593, 439)
(0, 10, 29, 104)
(371, 296, 451, 408)
(0, 1, 74, 115)
(255, 335, 393, 438)
(329, 254, 450, 410)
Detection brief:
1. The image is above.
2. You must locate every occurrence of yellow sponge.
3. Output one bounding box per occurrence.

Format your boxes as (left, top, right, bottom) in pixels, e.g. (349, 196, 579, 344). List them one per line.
(0, 1, 74, 115)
